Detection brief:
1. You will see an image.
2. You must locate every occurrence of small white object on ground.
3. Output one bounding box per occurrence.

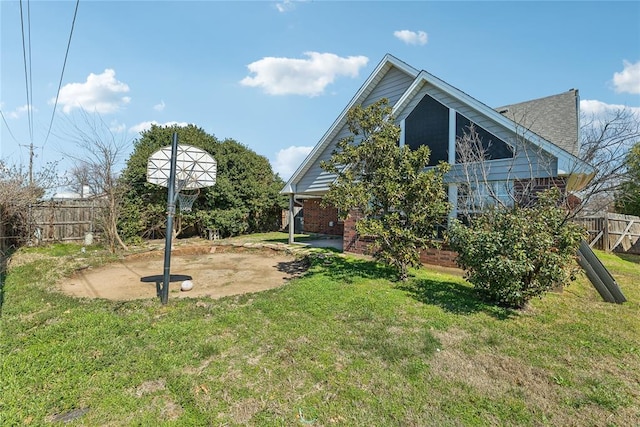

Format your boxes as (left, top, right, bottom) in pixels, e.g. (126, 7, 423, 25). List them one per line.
(181, 280, 194, 291)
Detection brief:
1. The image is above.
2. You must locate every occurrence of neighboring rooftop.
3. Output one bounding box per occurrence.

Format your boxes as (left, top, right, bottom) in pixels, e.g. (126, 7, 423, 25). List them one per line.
(496, 89, 580, 155)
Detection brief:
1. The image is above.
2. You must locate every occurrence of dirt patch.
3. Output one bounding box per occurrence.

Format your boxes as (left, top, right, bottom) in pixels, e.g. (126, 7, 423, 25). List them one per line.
(59, 245, 308, 301)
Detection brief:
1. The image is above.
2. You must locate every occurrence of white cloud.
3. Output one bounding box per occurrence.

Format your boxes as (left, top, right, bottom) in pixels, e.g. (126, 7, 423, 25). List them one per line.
(275, 0, 308, 12)
(393, 30, 428, 46)
(612, 60, 640, 94)
(129, 120, 190, 135)
(8, 104, 36, 119)
(581, 99, 640, 122)
(240, 52, 369, 96)
(275, 0, 294, 12)
(273, 145, 313, 180)
(109, 120, 126, 133)
(54, 69, 131, 114)
(153, 100, 166, 112)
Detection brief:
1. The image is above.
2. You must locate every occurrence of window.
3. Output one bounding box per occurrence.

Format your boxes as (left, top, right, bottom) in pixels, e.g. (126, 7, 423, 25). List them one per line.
(458, 181, 514, 214)
(405, 94, 449, 166)
(456, 113, 513, 162)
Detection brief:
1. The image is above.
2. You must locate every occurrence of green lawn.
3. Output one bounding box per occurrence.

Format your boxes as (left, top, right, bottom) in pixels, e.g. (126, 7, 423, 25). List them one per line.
(1, 235, 638, 426)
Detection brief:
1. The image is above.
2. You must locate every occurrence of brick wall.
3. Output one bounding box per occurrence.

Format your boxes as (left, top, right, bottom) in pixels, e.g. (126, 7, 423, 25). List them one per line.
(514, 177, 569, 207)
(419, 247, 459, 268)
(302, 199, 343, 236)
(343, 208, 372, 253)
(342, 208, 459, 268)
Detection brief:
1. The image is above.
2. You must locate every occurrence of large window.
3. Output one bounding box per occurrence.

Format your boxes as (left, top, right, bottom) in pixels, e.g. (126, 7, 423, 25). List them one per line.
(405, 94, 449, 166)
(456, 113, 513, 162)
(458, 181, 514, 214)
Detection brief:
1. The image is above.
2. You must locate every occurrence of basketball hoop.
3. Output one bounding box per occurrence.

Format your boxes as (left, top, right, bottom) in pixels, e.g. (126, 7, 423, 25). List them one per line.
(176, 187, 200, 213)
(148, 144, 217, 214)
(146, 139, 217, 304)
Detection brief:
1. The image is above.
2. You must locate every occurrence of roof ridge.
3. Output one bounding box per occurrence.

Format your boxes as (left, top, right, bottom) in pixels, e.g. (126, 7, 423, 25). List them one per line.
(496, 88, 578, 111)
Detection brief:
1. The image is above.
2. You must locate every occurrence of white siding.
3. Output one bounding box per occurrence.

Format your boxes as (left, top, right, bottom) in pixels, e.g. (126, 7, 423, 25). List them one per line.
(363, 67, 415, 107)
(296, 67, 414, 194)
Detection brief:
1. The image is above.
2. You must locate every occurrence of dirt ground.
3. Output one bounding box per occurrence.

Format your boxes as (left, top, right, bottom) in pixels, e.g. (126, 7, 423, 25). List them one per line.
(60, 245, 308, 301)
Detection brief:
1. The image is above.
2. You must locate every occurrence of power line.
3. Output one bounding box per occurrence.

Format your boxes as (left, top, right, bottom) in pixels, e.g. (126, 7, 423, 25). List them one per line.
(43, 0, 80, 148)
(0, 109, 20, 145)
(27, 0, 34, 142)
(19, 0, 33, 146)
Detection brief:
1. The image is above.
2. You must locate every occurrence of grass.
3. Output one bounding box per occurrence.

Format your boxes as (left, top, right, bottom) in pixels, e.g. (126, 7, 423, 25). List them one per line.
(1, 234, 639, 425)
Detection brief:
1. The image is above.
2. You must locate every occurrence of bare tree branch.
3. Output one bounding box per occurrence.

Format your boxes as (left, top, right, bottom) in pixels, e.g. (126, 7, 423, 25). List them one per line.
(577, 107, 640, 215)
(59, 109, 132, 253)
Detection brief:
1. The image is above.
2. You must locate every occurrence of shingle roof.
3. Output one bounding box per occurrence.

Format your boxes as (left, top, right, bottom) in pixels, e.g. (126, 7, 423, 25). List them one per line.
(495, 89, 580, 155)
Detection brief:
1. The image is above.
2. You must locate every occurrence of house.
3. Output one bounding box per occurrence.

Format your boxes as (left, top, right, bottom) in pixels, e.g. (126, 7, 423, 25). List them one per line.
(281, 54, 596, 265)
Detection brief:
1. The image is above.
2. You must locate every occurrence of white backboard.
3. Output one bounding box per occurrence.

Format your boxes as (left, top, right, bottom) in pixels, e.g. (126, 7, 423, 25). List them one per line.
(147, 144, 217, 189)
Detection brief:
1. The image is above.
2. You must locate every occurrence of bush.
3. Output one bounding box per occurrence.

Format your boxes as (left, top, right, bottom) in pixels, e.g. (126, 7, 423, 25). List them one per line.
(448, 189, 585, 308)
(195, 209, 249, 238)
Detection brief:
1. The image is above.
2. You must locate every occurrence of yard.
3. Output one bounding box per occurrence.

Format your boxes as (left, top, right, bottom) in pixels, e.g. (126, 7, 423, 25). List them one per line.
(1, 233, 638, 425)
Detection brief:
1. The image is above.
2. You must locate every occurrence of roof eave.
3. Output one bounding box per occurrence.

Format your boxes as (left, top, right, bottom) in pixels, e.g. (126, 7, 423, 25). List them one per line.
(280, 54, 419, 194)
(397, 70, 593, 181)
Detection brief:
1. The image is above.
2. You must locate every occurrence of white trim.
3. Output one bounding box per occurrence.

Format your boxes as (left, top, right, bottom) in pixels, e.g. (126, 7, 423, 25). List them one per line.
(448, 108, 456, 164)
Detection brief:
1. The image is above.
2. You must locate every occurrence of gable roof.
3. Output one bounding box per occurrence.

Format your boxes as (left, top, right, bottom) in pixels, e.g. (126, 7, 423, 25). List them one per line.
(495, 89, 580, 155)
(281, 55, 418, 194)
(282, 54, 595, 194)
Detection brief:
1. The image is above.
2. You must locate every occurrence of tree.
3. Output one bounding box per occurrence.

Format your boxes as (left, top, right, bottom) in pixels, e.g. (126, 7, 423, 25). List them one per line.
(321, 99, 451, 281)
(62, 110, 130, 253)
(0, 159, 60, 251)
(68, 164, 90, 198)
(448, 188, 585, 309)
(450, 116, 589, 308)
(615, 142, 640, 216)
(578, 108, 640, 214)
(119, 124, 286, 240)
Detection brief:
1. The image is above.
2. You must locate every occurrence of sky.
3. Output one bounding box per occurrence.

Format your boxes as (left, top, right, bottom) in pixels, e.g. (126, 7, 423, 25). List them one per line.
(1, 1, 639, 188)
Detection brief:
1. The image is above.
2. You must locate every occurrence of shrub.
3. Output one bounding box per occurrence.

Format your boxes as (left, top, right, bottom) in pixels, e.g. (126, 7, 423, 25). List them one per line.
(448, 189, 585, 308)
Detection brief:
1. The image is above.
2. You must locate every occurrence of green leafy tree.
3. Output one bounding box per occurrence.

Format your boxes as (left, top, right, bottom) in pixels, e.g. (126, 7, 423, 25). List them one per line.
(119, 124, 286, 240)
(321, 99, 451, 281)
(448, 188, 586, 309)
(615, 142, 640, 216)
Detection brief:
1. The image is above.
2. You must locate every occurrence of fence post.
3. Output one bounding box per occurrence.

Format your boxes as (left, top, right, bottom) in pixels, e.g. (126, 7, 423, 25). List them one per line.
(603, 212, 609, 252)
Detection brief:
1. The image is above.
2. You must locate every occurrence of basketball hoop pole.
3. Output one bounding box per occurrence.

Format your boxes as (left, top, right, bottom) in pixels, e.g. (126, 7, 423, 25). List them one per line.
(161, 132, 179, 304)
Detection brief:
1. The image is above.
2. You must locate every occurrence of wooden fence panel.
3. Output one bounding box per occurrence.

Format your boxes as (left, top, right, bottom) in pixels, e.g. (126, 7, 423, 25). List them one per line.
(29, 200, 103, 243)
(574, 213, 640, 254)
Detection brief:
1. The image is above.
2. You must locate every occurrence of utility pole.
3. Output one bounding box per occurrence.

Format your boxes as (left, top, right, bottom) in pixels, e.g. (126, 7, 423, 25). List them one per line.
(29, 142, 34, 186)
(20, 143, 37, 186)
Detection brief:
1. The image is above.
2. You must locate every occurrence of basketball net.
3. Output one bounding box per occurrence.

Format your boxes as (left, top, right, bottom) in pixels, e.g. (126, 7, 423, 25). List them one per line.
(175, 175, 200, 213)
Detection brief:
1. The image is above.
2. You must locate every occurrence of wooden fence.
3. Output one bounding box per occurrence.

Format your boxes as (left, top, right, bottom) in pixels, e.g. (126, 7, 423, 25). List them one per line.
(574, 213, 640, 254)
(28, 199, 103, 244)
